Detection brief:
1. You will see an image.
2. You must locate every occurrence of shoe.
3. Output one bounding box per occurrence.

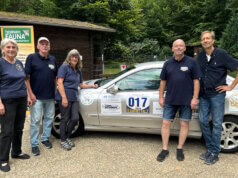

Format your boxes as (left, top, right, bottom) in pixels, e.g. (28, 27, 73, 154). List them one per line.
(32, 146, 40, 156)
(41, 140, 52, 149)
(156, 149, 169, 162)
(199, 151, 211, 161)
(176, 149, 184, 161)
(61, 141, 72, 151)
(204, 153, 219, 165)
(0, 163, 10, 172)
(66, 138, 75, 147)
(12, 153, 30, 159)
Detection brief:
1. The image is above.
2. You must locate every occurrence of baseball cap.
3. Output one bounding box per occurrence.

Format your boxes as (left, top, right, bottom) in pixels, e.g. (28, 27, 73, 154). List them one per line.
(38, 37, 50, 44)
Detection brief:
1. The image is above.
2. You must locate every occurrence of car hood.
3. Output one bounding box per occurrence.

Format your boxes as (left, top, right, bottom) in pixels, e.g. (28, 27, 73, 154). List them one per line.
(83, 79, 101, 85)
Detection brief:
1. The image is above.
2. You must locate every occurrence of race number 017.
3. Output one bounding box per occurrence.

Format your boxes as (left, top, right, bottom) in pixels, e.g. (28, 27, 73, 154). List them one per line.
(128, 97, 147, 107)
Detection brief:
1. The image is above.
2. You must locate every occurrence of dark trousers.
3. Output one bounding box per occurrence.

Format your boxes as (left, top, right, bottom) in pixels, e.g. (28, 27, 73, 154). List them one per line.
(58, 101, 79, 141)
(0, 97, 27, 163)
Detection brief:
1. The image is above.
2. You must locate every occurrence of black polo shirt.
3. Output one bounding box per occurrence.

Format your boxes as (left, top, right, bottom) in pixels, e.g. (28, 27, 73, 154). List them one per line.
(25, 52, 58, 100)
(160, 55, 201, 105)
(197, 48, 238, 97)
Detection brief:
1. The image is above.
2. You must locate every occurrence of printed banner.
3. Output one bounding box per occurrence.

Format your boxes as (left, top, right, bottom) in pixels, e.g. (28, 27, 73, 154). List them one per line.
(1, 26, 35, 64)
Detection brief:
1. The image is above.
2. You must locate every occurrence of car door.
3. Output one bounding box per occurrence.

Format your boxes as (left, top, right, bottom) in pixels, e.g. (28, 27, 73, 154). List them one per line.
(98, 68, 168, 129)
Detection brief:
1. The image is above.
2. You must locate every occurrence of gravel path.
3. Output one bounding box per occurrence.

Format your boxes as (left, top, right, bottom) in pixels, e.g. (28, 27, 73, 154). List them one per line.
(1, 118, 238, 178)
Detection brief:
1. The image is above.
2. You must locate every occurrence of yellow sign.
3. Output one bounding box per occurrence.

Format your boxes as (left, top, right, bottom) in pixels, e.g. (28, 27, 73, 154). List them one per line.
(0, 26, 35, 64)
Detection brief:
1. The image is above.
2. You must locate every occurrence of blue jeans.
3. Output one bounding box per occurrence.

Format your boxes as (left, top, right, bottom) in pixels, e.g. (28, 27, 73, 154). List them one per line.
(30, 99, 55, 147)
(199, 93, 225, 155)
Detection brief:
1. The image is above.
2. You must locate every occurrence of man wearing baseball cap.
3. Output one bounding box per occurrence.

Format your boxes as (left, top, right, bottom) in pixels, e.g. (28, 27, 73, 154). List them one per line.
(25, 37, 58, 156)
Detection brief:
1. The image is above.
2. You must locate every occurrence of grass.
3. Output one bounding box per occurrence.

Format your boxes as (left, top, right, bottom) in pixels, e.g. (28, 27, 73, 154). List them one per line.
(104, 61, 124, 75)
(228, 71, 237, 78)
(104, 68, 120, 75)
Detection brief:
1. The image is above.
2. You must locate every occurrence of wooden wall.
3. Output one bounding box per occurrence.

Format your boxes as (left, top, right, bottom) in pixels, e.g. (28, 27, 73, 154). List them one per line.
(0, 21, 105, 80)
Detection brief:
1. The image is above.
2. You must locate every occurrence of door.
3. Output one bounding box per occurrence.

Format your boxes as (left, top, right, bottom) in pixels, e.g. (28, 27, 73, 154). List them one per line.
(98, 68, 165, 129)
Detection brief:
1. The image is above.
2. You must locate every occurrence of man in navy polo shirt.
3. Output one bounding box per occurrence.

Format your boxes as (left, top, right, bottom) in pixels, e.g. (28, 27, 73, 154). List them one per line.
(25, 37, 58, 156)
(197, 31, 238, 165)
(157, 39, 200, 162)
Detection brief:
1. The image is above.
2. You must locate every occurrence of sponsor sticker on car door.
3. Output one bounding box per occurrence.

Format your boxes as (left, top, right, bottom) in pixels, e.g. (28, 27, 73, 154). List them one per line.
(101, 94, 122, 114)
(152, 102, 163, 116)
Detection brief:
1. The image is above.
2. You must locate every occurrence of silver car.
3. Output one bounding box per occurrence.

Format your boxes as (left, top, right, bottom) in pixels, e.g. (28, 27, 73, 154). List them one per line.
(52, 61, 238, 153)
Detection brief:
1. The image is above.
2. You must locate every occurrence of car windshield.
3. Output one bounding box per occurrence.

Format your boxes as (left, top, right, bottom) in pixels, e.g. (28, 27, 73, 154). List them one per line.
(95, 66, 135, 87)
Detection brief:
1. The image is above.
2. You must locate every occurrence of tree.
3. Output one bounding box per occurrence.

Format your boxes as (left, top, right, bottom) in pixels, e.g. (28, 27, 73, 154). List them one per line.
(219, 12, 238, 58)
(137, 0, 233, 46)
(70, 0, 110, 24)
(0, 0, 58, 17)
(0, 0, 235, 61)
(54, 0, 77, 19)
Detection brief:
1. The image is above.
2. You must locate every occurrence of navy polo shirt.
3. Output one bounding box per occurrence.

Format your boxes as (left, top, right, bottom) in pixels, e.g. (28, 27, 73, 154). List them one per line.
(197, 48, 238, 96)
(0, 58, 27, 99)
(55, 64, 83, 101)
(25, 52, 58, 100)
(160, 56, 201, 105)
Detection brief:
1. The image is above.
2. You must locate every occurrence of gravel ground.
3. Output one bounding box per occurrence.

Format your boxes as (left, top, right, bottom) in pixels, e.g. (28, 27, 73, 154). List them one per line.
(1, 118, 238, 178)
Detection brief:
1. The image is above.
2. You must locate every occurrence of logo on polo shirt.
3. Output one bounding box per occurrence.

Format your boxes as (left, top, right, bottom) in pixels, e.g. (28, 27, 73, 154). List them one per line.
(180, 66, 188, 72)
(48, 64, 55, 70)
(16, 64, 23, 72)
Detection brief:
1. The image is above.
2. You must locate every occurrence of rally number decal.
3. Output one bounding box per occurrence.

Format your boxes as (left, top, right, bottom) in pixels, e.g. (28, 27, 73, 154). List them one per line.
(126, 96, 150, 113)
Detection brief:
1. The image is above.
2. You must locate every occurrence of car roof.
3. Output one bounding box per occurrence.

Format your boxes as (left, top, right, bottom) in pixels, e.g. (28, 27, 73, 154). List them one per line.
(134, 61, 165, 68)
(133, 60, 235, 81)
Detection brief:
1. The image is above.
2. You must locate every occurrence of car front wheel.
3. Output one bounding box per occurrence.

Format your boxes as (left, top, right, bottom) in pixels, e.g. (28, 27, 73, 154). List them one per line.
(221, 116, 238, 153)
(51, 106, 85, 139)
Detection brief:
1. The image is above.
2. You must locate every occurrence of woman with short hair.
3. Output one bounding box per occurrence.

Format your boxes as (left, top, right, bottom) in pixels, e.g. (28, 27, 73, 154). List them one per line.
(0, 38, 32, 172)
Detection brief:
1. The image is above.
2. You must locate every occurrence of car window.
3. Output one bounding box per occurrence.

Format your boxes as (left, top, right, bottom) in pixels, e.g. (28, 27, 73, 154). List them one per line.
(95, 66, 135, 87)
(116, 68, 162, 91)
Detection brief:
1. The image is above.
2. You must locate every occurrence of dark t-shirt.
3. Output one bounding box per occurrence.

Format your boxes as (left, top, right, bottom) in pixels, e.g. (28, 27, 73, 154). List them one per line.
(0, 58, 27, 99)
(160, 56, 201, 105)
(25, 52, 58, 100)
(197, 48, 238, 96)
(55, 64, 83, 101)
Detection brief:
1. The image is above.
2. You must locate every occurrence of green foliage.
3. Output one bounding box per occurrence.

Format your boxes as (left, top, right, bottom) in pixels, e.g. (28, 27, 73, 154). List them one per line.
(70, 0, 110, 24)
(157, 46, 173, 60)
(130, 38, 160, 56)
(219, 12, 238, 58)
(0, 0, 58, 17)
(105, 38, 171, 64)
(0, 0, 236, 61)
(226, 0, 238, 9)
(0, 0, 11, 11)
(54, 0, 78, 19)
(139, 0, 232, 46)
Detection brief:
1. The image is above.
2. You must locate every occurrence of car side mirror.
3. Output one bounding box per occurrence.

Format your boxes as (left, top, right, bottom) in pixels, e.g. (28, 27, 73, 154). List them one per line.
(106, 84, 118, 95)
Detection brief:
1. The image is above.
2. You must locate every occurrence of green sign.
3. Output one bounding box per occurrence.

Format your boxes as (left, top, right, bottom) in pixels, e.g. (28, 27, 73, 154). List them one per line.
(2, 28, 32, 44)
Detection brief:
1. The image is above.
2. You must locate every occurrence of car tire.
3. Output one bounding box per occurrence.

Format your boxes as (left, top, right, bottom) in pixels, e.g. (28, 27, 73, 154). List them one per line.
(220, 116, 238, 153)
(51, 105, 85, 139)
